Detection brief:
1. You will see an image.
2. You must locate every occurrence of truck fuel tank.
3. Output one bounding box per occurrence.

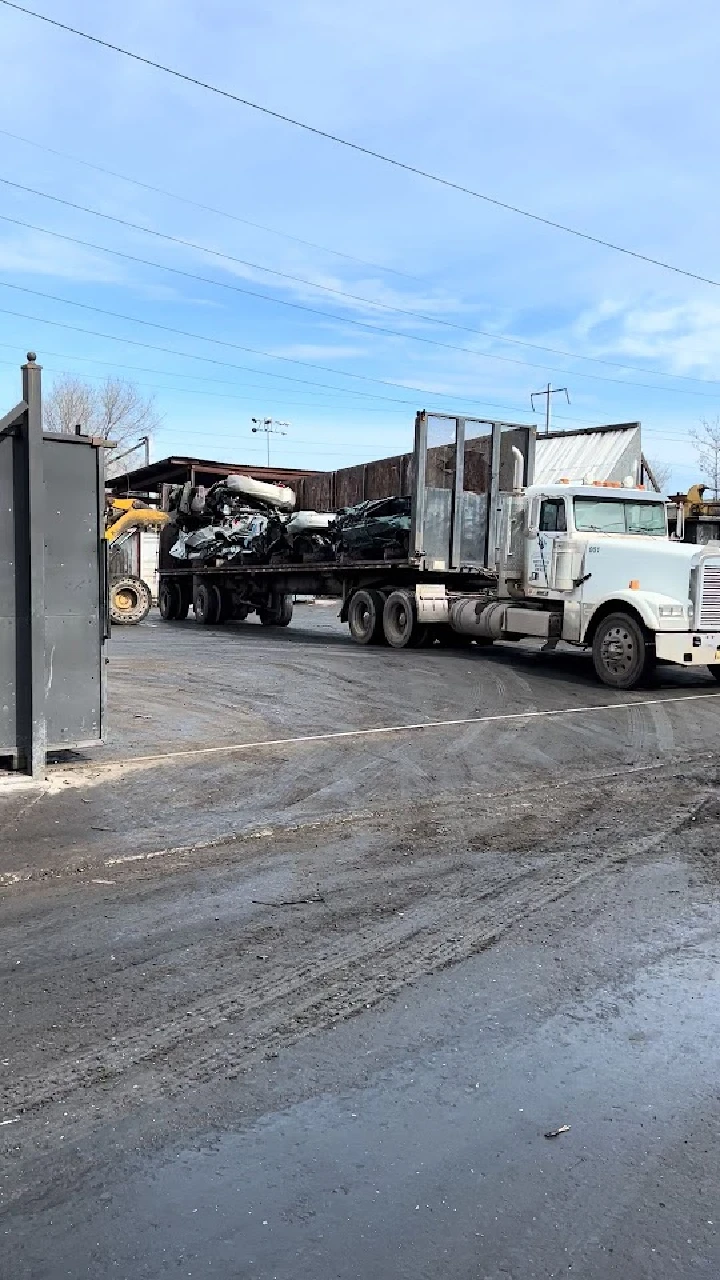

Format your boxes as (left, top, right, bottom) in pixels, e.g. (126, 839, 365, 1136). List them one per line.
(449, 598, 507, 639)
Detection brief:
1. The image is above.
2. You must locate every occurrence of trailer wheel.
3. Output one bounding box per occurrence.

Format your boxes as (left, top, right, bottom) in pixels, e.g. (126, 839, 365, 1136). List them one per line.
(348, 589, 386, 645)
(592, 611, 655, 689)
(176, 586, 191, 621)
(233, 604, 250, 622)
(110, 575, 152, 625)
(159, 580, 181, 621)
(709, 665, 720, 682)
(214, 586, 231, 624)
(259, 593, 293, 627)
(382, 589, 427, 648)
(194, 581, 220, 625)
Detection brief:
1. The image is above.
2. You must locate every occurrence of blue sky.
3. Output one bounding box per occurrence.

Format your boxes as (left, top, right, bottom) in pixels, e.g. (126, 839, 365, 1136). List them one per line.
(1, 0, 719, 488)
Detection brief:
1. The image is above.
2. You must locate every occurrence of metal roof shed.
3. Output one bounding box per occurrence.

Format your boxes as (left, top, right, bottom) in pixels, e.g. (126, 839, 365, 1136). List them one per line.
(534, 422, 649, 487)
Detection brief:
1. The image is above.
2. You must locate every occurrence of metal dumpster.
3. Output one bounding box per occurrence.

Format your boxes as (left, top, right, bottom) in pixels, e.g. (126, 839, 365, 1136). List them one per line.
(0, 354, 108, 777)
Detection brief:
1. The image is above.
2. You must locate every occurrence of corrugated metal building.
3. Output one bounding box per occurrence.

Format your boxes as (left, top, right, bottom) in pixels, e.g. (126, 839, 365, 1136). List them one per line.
(534, 422, 652, 487)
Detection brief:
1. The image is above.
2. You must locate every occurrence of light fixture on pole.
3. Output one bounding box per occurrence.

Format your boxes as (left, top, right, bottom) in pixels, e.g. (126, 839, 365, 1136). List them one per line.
(251, 417, 289, 466)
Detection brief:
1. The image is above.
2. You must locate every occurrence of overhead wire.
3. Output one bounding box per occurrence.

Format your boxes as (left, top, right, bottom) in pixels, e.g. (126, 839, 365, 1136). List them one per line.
(2, 0, 719, 290)
(3, 137, 720, 391)
(7, 279, 650, 420)
(0, 127, 420, 282)
(0, 341, 696, 449)
(0, 299, 578, 423)
(3, 177, 720, 397)
(4, 205, 720, 402)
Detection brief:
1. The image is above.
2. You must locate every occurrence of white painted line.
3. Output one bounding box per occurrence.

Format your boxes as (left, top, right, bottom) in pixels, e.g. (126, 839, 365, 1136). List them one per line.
(1, 1117, 20, 1126)
(56, 689, 720, 771)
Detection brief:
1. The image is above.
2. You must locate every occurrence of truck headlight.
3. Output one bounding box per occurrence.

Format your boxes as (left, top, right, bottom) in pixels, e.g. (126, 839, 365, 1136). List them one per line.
(658, 604, 685, 618)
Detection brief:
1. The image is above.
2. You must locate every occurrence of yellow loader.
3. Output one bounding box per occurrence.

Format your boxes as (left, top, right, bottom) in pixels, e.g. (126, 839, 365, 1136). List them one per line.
(105, 498, 169, 625)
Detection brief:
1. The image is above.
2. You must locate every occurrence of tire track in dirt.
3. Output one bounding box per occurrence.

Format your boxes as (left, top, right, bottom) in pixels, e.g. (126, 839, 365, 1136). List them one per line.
(3, 782, 710, 1154)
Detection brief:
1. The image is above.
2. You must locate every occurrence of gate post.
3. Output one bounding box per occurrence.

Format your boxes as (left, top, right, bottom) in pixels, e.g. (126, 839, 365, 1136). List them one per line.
(22, 353, 46, 778)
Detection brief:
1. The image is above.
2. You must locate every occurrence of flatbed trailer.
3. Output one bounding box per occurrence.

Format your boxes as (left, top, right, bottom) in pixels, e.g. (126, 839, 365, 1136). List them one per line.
(158, 413, 532, 645)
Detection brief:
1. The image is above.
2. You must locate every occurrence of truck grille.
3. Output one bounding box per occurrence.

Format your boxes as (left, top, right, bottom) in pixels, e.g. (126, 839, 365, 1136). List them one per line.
(699, 562, 720, 629)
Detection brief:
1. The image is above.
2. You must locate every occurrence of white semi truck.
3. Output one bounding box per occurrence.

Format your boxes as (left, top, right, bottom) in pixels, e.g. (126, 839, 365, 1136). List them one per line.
(159, 412, 720, 690)
(422, 477, 720, 689)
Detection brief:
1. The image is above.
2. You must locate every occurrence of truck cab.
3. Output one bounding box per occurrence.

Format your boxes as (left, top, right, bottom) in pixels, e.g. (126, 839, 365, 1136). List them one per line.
(513, 480, 720, 687)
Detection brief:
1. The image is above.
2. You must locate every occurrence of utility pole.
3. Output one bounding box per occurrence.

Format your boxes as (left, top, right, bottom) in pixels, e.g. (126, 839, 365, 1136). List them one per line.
(251, 417, 289, 467)
(111, 435, 151, 468)
(531, 384, 570, 435)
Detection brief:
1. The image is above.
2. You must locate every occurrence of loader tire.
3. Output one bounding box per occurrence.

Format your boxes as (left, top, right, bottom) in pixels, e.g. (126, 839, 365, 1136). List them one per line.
(348, 589, 386, 645)
(110, 575, 152, 625)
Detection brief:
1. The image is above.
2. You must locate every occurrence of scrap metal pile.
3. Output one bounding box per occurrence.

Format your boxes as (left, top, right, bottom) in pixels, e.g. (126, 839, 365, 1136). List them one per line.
(167, 475, 411, 566)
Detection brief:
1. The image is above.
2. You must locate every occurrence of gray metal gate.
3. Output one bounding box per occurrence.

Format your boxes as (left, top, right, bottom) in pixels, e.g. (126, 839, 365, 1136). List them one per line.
(0, 354, 108, 777)
(411, 411, 536, 571)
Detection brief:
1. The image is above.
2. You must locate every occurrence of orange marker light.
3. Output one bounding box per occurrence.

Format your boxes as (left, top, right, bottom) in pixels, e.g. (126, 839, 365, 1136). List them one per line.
(629, 580, 640, 590)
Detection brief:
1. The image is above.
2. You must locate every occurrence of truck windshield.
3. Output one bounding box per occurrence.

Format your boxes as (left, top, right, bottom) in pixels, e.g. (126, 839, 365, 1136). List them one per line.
(573, 498, 666, 536)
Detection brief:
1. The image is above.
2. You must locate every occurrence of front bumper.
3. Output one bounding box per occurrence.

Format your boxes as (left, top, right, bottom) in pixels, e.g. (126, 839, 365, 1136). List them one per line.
(655, 631, 720, 666)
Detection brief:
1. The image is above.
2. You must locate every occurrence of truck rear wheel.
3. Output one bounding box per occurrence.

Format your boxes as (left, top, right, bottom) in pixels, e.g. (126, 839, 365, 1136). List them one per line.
(592, 611, 655, 690)
(383, 590, 427, 649)
(348, 589, 385, 645)
(259, 593, 293, 627)
(110, 575, 152, 625)
(194, 581, 220, 625)
(709, 665, 720, 682)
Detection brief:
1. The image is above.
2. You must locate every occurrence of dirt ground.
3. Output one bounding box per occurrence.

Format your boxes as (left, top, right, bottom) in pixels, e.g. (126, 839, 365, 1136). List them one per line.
(2, 606, 720, 1277)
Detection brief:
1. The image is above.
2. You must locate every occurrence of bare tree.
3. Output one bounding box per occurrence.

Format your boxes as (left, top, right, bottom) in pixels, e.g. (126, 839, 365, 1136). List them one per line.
(645, 458, 672, 493)
(42, 376, 96, 437)
(43, 374, 162, 475)
(692, 417, 720, 499)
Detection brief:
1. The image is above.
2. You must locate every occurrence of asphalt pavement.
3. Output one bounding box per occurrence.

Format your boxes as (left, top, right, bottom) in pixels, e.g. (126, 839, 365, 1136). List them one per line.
(2, 607, 720, 1278)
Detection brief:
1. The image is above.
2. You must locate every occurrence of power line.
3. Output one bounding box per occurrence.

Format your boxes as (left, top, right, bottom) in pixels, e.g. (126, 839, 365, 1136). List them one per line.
(0, 277, 473, 397)
(2, 0, 719, 289)
(0, 346, 698, 447)
(0, 126, 419, 282)
(0, 298, 566, 421)
(0, 343, 697, 449)
(10, 209, 716, 401)
(4, 180, 720, 399)
(0, 336, 359, 401)
(0, 333, 600, 429)
(0, 353, 398, 414)
(4, 141, 719, 393)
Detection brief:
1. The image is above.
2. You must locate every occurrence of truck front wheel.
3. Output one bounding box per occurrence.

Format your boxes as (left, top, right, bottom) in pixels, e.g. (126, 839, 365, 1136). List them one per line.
(592, 612, 655, 690)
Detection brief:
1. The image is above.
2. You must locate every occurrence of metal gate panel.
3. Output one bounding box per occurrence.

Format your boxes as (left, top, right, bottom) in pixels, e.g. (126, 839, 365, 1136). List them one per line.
(43, 437, 104, 749)
(0, 432, 19, 754)
(0, 355, 108, 775)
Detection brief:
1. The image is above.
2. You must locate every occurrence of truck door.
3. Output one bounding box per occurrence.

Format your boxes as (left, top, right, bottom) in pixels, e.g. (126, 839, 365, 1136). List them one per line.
(528, 497, 567, 589)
